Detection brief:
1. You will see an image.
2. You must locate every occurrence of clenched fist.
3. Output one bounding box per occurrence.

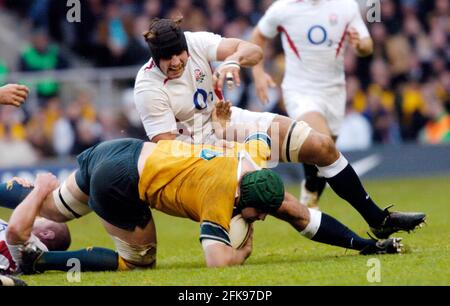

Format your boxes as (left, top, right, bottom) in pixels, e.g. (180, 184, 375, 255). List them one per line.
(0, 84, 29, 107)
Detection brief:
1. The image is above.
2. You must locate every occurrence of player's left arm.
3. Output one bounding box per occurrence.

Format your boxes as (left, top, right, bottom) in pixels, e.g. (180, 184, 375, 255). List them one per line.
(6, 173, 59, 245)
(348, 1, 373, 57)
(213, 38, 263, 93)
(347, 28, 373, 57)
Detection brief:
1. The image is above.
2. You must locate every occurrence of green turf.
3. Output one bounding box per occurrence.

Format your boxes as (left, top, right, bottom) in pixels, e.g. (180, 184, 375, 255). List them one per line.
(1, 176, 449, 286)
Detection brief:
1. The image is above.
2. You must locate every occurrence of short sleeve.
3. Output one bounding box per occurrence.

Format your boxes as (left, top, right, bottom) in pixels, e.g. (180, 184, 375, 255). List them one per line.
(257, 0, 285, 38)
(134, 88, 177, 141)
(200, 221, 231, 246)
(349, 0, 370, 39)
(186, 31, 223, 62)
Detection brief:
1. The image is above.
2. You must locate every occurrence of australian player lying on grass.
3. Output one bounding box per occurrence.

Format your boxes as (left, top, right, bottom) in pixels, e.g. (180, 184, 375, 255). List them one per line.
(0, 135, 425, 272)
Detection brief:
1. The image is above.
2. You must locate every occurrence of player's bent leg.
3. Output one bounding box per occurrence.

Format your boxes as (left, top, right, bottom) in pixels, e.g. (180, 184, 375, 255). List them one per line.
(271, 192, 403, 254)
(297, 112, 331, 209)
(88, 158, 157, 271)
(300, 131, 426, 236)
(102, 218, 157, 271)
(39, 171, 91, 223)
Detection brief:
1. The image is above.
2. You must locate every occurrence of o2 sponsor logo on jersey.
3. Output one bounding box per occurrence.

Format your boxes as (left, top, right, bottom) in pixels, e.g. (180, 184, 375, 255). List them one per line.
(193, 89, 214, 110)
(307, 25, 334, 47)
(307, 25, 328, 45)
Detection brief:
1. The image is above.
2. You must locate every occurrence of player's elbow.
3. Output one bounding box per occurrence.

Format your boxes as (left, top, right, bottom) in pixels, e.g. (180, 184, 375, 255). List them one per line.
(6, 225, 28, 245)
(240, 41, 263, 66)
(252, 44, 264, 63)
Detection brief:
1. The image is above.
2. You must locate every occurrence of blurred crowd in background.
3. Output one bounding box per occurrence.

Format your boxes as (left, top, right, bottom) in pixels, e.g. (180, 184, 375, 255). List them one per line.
(0, 0, 448, 166)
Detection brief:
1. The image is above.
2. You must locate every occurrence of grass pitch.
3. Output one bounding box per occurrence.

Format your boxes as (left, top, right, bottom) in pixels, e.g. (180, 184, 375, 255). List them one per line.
(1, 176, 448, 286)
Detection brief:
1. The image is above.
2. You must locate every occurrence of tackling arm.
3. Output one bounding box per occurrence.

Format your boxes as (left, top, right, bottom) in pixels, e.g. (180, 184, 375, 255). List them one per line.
(217, 38, 263, 68)
(213, 38, 263, 92)
(6, 173, 59, 245)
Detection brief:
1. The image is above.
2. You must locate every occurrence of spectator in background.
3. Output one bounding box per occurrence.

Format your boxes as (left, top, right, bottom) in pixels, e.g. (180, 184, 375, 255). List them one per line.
(167, 0, 207, 31)
(25, 97, 62, 157)
(95, 1, 134, 66)
(144, 0, 163, 18)
(206, 0, 227, 35)
(337, 77, 373, 152)
(0, 59, 8, 86)
(1, 0, 448, 150)
(0, 106, 38, 167)
(120, 89, 146, 139)
(66, 91, 101, 155)
(122, 15, 151, 66)
(19, 28, 69, 103)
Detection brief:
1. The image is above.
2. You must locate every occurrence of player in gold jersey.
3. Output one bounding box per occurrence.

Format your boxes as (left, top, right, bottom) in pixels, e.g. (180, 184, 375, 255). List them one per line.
(9, 130, 407, 273)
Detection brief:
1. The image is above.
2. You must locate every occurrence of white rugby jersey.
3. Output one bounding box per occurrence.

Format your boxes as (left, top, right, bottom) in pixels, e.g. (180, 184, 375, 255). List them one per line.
(0, 219, 15, 273)
(134, 31, 223, 143)
(257, 0, 370, 96)
(0, 218, 48, 274)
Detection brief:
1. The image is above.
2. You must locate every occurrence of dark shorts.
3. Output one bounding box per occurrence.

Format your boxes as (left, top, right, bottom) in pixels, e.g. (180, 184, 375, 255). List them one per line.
(75, 138, 152, 231)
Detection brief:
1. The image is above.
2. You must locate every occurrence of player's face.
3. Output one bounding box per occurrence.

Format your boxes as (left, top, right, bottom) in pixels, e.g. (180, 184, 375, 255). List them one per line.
(241, 207, 268, 223)
(159, 51, 189, 79)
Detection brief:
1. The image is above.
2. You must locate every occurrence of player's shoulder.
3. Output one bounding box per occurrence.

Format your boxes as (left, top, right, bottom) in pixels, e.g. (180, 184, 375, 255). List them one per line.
(184, 31, 221, 46)
(135, 60, 166, 91)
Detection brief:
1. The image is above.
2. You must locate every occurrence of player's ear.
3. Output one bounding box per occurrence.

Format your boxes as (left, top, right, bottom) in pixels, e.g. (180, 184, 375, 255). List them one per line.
(38, 230, 56, 240)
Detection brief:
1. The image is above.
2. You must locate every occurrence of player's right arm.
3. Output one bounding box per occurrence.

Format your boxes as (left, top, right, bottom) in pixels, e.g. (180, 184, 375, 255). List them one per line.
(202, 229, 253, 268)
(6, 173, 59, 245)
(200, 219, 253, 267)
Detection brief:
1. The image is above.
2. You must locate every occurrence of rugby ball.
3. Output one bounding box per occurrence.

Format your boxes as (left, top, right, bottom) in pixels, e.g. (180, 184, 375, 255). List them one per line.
(229, 214, 251, 249)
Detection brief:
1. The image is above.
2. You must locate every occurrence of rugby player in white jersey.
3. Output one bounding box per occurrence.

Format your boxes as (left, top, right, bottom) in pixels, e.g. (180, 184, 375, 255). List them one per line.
(252, 0, 374, 209)
(134, 17, 425, 240)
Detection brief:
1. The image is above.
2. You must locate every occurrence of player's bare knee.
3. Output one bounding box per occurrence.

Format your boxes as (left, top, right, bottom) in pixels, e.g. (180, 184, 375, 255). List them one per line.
(113, 236, 157, 270)
(301, 133, 338, 166)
